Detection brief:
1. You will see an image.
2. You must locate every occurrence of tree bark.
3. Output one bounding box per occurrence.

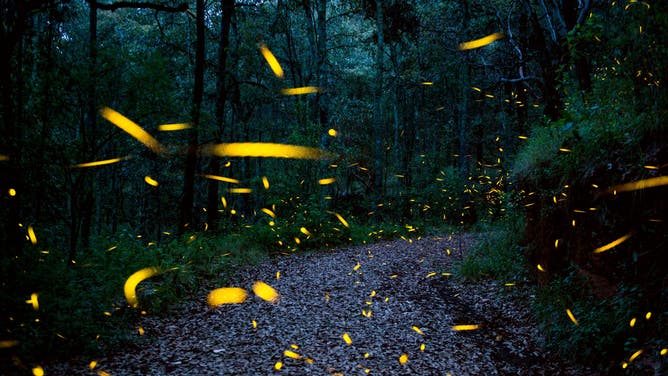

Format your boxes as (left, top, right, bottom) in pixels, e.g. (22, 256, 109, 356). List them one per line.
(372, 0, 384, 194)
(179, 0, 205, 233)
(207, 0, 235, 231)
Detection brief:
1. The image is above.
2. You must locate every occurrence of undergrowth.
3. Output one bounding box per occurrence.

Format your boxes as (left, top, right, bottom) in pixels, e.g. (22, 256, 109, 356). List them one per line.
(456, 213, 527, 283)
(0, 216, 424, 369)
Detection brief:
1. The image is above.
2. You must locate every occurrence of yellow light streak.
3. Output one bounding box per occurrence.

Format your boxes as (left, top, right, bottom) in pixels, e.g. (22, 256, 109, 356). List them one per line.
(605, 176, 668, 194)
(412, 326, 425, 335)
(421, 82, 433, 85)
(207, 287, 248, 306)
(27, 226, 37, 245)
(262, 176, 270, 189)
(229, 188, 252, 194)
(593, 233, 632, 253)
(252, 281, 279, 303)
(283, 350, 301, 359)
(71, 156, 130, 168)
(458, 32, 504, 50)
(201, 142, 331, 160)
(124, 267, 161, 308)
(300, 227, 312, 237)
(157, 123, 192, 131)
(202, 174, 240, 184)
(630, 317, 636, 327)
(100, 107, 165, 154)
(537, 264, 546, 272)
(318, 177, 336, 185)
(144, 176, 159, 186)
(451, 324, 480, 331)
(26, 293, 39, 310)
(342, 332, 352, 345)
(566, 309, 579, 325)
(0, 340, 18, 349)
(261, 208, 276, 218)
(259, 43, 284, 78)
(280, 86, 320, 95)
(629, 349, 643, 362)
(331, 212, 349, 228)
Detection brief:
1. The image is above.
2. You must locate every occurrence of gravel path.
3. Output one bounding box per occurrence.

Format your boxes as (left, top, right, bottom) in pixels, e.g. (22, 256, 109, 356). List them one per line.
(50, 234, 596, 375)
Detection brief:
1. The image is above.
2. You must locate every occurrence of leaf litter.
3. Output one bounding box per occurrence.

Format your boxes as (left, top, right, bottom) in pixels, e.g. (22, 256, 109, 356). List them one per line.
(48, 234, 598, 375)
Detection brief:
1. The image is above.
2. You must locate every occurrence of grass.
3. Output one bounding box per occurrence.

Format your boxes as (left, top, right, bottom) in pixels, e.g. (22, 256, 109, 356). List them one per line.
(0, 215, 429, 368)
(456, 214, 527, 283)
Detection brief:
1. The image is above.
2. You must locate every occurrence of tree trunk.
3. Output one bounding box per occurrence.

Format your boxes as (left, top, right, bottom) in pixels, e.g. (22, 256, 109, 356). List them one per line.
(206, 0, 235, 231)
(179, 0, 205, 233)
(80, 0, 98, 252)
(372, 0, 385, 194)
(316, 0, 328, 130)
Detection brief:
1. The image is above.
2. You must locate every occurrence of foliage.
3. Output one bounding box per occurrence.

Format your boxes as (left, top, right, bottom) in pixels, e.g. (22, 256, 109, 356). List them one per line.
(531, 270, 667, 374)
(1, 0, 667, 372)
(456, 213, 526, 282)
(511, 2, 668, 370)
(0, 231, 266, 363)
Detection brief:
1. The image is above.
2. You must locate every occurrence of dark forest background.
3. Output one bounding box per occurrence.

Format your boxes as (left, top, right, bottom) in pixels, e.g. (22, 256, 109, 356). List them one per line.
(1, 0, 666, 373)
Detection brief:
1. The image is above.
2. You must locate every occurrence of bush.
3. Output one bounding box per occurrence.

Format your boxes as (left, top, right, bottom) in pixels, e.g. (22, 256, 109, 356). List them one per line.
(457, 213, 527, 282)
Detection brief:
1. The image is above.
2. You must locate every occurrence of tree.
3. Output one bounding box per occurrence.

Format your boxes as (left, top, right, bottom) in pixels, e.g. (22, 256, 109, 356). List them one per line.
(179, 0, 206, 233)
(206, 0, 235, 231)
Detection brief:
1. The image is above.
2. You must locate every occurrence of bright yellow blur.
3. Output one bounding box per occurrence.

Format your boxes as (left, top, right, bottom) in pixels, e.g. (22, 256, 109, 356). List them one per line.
(157, 123, 192, 131)
(281, 86, 320, 95)
(318, 177, 336, 185)
(458, 32, 504, 50)
(606, 176, 668, 194)
(202, 142, 331, 160)
(259, 43, 284, 78)
(71, 156, 130, 168)
(124, 267, 161, 308)
(207, 287, 248, 306)
(252, 281, 279, 303)
(451, 324, 480, 331)
(100, 107, 165, 154)
(594, 233, 632, 253)
(202, 174, 240, 184)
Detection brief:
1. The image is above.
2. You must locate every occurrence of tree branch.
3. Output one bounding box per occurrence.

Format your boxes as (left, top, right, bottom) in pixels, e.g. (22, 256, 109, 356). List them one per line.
(576, 0, 591, 26)
(500, 75, 542, 83)
(90, 1, 188, 12)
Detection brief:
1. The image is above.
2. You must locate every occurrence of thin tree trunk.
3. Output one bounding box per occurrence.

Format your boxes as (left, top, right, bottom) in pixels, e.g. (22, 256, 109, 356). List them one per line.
(206, 0, 235, 231)
(372, 0, 384, 194)
(316, 0, 327, 129)
(179, 0, 205, 233)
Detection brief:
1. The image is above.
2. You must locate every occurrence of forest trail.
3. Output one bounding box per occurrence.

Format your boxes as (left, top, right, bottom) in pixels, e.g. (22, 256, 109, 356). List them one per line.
(52, 234, 595, 375)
